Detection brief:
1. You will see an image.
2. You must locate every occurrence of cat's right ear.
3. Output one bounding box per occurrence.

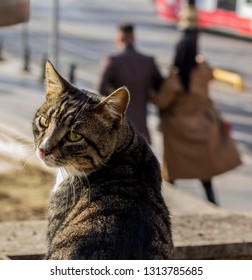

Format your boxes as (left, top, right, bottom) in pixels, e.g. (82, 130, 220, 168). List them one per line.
(97, 87, 130, 120)
(45, 60, 72, 98)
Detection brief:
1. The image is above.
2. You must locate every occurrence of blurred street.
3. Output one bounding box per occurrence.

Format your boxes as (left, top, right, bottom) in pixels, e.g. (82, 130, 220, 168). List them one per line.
(0, 0, 252, 212)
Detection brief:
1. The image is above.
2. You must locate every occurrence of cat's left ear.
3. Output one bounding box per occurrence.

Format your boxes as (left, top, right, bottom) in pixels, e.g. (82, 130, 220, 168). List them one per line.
(98, 87, 130, 119)
(45, 60, 72, 98)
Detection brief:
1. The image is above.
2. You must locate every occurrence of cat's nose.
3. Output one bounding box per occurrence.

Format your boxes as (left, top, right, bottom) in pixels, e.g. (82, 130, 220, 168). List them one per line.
(39, 147, 51, 158)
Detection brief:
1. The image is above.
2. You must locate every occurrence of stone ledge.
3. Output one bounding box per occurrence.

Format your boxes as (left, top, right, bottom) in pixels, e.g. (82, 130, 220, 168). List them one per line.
(1, 213, 252, 260)
(173, 214, 252, 259)
(0, 180, 250, 260)
(0, 221, 46, 260)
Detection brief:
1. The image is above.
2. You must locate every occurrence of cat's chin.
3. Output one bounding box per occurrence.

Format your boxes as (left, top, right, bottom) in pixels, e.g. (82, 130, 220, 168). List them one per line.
(38, 158, 60, 168)
(64, 166, 89, 177)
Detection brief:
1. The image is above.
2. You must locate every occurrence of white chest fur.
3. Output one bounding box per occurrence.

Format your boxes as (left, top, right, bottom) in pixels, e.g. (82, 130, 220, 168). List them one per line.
(52, 168, 69, 193)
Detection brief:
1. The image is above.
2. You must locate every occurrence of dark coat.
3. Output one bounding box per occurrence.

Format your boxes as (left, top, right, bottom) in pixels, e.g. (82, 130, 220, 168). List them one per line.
(151, 60, 242, 181)
(97, 45, 163, 143)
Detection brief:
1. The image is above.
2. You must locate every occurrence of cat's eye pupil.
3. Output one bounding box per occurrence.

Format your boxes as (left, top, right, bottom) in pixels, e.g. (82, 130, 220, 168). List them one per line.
(39, 116, 48, 128)
(67, 132, 82, 142)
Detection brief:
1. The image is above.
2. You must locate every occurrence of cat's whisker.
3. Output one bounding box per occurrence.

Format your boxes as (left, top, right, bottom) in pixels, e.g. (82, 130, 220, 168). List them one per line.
(7, 134, 33, 145)
(72, 98, 90, 123)
(0, 146, 37, 172)
(20, 154, 39, 169)
(64, 159, 90, 205)
(60, 163, 75, 209)
(77, 168, 90, 203)
(66, 161, 80, 207)
(71, 177, 76, 207)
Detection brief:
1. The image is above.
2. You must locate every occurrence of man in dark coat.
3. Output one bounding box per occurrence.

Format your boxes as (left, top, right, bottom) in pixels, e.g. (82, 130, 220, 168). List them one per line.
(96, 23, 163, 143)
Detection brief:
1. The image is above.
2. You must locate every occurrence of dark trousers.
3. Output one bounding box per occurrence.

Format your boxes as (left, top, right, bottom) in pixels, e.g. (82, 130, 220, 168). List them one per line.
(202, 180, 217, 204)
(169, 180, 217, 205)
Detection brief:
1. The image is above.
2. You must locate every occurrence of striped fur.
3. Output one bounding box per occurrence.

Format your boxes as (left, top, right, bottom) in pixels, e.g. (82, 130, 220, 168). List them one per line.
(32, 61, 174, 259)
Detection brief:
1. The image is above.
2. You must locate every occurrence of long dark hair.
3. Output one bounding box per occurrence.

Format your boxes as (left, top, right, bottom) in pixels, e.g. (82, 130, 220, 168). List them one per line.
(174, 28, 199, 93)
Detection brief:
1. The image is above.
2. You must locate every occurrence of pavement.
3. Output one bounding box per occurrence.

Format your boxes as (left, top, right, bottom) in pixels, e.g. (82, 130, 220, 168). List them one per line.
(0, 54, 252, 215)
(0, 56, 47, 173)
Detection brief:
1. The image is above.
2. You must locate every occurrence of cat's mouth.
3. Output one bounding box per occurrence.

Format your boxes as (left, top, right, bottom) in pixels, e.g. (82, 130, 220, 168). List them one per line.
(36, 148, 61, 167)
(35, 148, 92, 175)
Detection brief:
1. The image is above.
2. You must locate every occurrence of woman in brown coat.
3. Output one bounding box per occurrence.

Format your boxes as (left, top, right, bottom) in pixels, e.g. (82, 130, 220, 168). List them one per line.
(151, 28, 241, 204)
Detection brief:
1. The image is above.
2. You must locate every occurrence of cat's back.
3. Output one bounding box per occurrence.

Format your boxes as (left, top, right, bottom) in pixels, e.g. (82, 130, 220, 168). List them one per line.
(47, 134, 174, 260)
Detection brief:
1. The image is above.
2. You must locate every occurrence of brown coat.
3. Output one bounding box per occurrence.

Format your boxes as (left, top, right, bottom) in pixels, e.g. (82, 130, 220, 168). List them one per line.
(97, 45, 163, 143)
(152, 61, 242, 181)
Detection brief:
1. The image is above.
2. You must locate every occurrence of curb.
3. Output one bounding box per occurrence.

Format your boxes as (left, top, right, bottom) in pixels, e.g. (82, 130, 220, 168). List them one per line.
(213, 68, 244, 91)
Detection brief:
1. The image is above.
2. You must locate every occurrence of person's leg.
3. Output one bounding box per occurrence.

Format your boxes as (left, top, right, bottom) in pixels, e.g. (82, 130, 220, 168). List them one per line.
(201, 180, 217, 205)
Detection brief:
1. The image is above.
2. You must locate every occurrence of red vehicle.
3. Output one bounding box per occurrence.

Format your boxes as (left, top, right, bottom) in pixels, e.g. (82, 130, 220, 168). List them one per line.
(155, 0, 252, 37)
(0, 0, 30, 27)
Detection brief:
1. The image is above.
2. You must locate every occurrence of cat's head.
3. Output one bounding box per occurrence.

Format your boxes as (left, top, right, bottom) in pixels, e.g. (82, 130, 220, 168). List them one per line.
(32, 61, 129, 175)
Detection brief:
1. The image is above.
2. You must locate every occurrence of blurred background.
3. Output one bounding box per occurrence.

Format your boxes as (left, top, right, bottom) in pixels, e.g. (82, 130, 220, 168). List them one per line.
(0, 0, 252, 221)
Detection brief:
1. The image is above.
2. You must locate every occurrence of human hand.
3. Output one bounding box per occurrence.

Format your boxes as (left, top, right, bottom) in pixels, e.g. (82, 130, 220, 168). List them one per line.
(196, 54, 205, 63)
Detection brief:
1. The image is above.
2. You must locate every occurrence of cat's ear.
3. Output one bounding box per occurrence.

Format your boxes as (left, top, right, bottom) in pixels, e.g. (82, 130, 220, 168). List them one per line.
(45, 60, 72, 98)
(98, 87, 130, 119)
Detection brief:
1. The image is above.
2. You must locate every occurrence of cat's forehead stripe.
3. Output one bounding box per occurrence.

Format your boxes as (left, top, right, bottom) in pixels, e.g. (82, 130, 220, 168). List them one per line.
(43, 96, 68, 119)
(52, 99, 78, 121)
(47, 107, 56, 118)
(60, 108, 80, 125)
(57, 99, 87, 125)
(54, 98, 73, 119)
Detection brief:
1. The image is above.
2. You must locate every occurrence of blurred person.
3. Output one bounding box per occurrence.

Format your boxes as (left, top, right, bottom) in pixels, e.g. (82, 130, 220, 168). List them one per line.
(150, 27, 242, 205)
(178, 1, 199, 31)
(96, 23, 163, 143)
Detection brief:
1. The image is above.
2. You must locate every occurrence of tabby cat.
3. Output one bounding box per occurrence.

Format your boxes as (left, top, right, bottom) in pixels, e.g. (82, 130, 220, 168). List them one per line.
(32, 61, 174, 260)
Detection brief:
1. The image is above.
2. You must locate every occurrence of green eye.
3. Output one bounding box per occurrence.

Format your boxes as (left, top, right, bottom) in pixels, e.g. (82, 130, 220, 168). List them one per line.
(67, 131, 83, 142)
(38, 116, 49, 128)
